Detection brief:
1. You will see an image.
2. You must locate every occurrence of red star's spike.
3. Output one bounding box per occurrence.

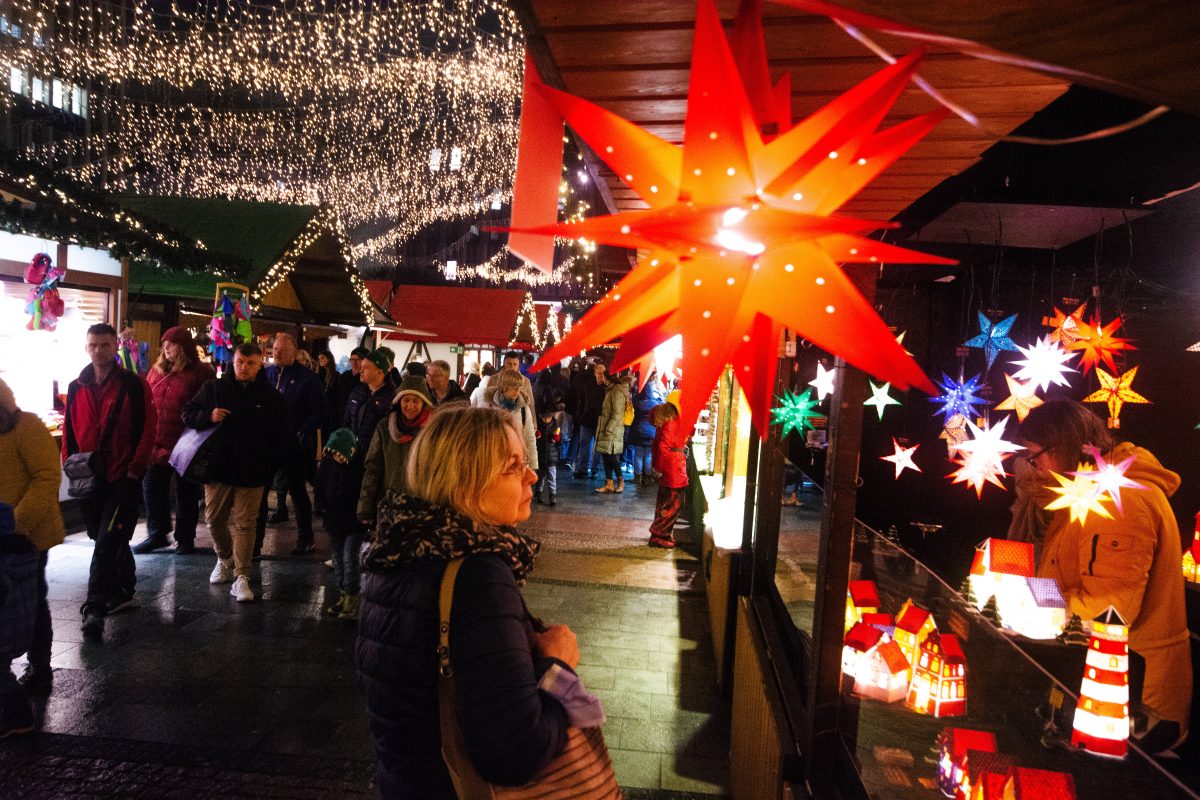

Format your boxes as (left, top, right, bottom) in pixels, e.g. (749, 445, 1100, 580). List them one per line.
(770, 73, 793, 136)
(729, 0, 775, 130)
(820, 234, 958, 265)
(609, 312, 677, 375)
(733, 314, 785, 432)
(508, 53, 564, 272)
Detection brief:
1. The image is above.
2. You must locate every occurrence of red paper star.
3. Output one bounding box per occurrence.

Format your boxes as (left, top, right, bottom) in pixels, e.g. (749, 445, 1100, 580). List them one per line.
(509, 0, 952, 431)
(1067, 317, 1135, 375)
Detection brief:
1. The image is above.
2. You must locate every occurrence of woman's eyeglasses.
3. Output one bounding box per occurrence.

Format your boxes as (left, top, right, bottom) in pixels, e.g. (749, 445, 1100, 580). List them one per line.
(501, 459, 532, 477)
(1025, 446, 1050, 467)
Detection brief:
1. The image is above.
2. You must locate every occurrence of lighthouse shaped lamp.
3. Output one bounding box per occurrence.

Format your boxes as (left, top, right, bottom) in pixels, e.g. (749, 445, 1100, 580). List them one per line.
(1182, 511, 1200, 583)
(1071, 606, 1130, 757)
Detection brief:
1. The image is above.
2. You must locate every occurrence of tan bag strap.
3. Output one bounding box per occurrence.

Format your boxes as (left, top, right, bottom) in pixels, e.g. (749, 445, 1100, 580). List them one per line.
(438, 559, 496, 800)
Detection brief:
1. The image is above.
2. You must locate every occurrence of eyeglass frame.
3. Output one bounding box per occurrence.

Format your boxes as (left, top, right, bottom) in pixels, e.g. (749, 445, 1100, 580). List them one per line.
(500, 457, 533, 477)
(1024, 446, 1051, 467)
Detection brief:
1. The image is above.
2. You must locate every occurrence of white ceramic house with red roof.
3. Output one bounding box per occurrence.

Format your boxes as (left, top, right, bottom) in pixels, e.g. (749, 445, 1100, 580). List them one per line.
(967, 538, 1035, 617)
(841, 621, 884, 676)
(852, 639, 911, 703)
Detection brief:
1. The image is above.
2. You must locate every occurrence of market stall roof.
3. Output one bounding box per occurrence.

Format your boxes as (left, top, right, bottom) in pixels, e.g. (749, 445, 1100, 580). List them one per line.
(367, 282, 528, 347)
(123, 196, 373, 325)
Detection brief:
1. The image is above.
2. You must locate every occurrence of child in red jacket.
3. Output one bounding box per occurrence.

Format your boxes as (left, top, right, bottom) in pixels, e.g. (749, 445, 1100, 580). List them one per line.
(648, 400, 689, 548)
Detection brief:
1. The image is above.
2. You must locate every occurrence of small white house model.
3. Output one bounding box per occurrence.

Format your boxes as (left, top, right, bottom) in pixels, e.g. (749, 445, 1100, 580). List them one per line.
(968, 538, 1066, 639)
(1002, 577, 1068, 639)
(852, 640, 911, 703)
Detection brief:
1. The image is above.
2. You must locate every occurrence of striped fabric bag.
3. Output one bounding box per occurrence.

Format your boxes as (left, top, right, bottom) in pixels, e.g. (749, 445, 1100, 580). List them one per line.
(438, 559, 622, 800)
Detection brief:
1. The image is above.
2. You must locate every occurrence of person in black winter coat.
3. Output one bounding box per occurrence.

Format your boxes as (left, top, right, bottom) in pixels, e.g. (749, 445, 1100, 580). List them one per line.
(533, 412, 560, 506)
(343, 350, 396, 465)
(570, 363, 606, 479)
(357, 406, 606, 799)
(182, 343, 287, 602)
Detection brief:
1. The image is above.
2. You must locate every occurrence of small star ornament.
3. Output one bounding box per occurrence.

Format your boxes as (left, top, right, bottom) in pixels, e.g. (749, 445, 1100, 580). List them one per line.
(963, 311, 1019, 369)
(882, 438, 921, 478)
(809, 362, 835, 401)
(863, 380, 901, 420)
(771, 388, 826, 437)
(994, 374, 1043, 421)
(1044, 468, 1114, 525)
(1082, 366, 1149, 429)
(931, 373, 986, 422)
(1010, 335, 1077, 392)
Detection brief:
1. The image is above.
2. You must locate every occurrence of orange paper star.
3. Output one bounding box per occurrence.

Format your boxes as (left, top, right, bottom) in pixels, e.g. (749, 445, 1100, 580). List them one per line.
(1067, 317, 1135, 375)
(509, 0, 952, 431)
(1082, 365, 1150, 429)
(1043, 302, 1087, 345)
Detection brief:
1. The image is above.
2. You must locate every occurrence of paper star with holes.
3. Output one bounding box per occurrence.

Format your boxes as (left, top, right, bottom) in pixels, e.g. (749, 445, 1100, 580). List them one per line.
(940, 413, 970, 454)
(1045, 469, 1113, 525)
(1073, 445, 1144, 514)
(882, 438, 921, 478)
(964, 311, 1019, 369)
(1068, 317, 1134, 375)
(809, 362, 836, 401)
(771, 388, 826, 438)
(1043, 302, 1087, 345)
(864, 380, 901, 420)
(1010, 335, 1077, 392)
(1083, 365, 1149, 428)
(931, 373, 986, 422)
(508, 0, 953, 433)
(947, 416, 1020, 498)
(994, 374, 1043, 421)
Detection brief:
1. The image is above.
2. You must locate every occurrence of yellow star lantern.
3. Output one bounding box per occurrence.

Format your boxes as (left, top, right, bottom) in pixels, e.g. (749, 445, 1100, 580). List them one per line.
(505, 0, 954, 432)
(994, 374, 1043, 421)
(1045, 468, 1114, 525)
(1083, 366, 1150, 429)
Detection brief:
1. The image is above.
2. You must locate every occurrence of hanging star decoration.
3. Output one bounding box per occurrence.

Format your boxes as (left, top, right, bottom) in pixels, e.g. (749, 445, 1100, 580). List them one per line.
(771, 388, 826, 437)
(895, 331, 913, 356)
(931, 373, 986, 422)
(940, 413, 970, 454)
(1082, 365, 1150, 429)
(948, 415, 1022, 497)
(1067, 317, 1134, 375)
(864, 380, 901, 420)
(964, 311, 1019, 369)
(994, 374, 1044, 422)
(1043, 302, 1088, 345)
(882, 438, 921, 479)
(809, 362, 836, 401)
(1073, 446, 1145, 515)
(508, 0, 954, 434)
(1010, 335, 1077, 392)
(1045, 468, 1113, 525)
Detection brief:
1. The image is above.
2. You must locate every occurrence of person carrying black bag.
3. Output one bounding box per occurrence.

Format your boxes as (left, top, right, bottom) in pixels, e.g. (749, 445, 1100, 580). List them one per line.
(61, 323, 156, 642)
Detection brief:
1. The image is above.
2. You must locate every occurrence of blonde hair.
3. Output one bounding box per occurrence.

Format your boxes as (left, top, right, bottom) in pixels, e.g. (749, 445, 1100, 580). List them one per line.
(405, 406, 522, 523)
(490, 367, 524, 396)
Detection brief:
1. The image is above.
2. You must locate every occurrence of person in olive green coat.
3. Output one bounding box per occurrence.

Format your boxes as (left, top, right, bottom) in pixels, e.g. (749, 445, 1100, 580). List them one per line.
(593, 372, 631, 494)
(358, 376, 434, 531)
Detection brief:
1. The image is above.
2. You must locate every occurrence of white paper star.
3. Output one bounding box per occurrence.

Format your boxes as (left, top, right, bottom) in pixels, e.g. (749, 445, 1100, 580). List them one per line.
(809, 362, 835, 401)
(863, 380, 901, 420)
(948, 416, 1022, 497)
(882, 438, 921, 479)
(1010, 335, 1077, 393)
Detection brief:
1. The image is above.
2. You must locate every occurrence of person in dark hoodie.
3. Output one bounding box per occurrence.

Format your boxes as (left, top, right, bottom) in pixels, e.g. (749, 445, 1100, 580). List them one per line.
(315, 428, 365, 620)
(344, 349, 396, 461)
(182, 343, 287, 603)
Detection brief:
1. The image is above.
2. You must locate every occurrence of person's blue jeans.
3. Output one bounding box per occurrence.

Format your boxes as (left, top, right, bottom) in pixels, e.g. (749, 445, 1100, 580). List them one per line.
(631, 446, 654, 478)
(143, 463, 203, 546)
(330, 529, 363, 596)
(572, 425, 596, 477)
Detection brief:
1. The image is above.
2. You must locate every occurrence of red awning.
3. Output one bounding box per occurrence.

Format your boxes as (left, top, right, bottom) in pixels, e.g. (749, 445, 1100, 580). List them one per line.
(366, 283, 527, 347)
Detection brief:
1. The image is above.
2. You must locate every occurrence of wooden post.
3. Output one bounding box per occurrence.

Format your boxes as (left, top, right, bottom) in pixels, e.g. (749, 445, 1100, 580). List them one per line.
(802, 263, 876, 793)
(117, 255, 130, 328)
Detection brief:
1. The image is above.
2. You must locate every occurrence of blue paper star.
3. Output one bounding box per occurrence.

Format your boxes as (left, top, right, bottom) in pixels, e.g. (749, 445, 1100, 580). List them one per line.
(771, 389, 826, 438)
(963, 311, 1018, 369)
(931, 373, 985, 422)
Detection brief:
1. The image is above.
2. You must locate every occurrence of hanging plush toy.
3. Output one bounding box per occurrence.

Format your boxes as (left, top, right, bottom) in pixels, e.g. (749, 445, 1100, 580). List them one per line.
(208, 292, 237, 365)
(118, 328, 141, 374)
(23, 252, 67, 331)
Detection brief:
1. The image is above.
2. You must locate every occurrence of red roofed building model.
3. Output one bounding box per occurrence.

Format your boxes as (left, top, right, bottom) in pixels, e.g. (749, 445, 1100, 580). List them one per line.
(852, 640, 911, 703)
(965, 751, 1015, 800)
(1001, 766, 1077, 800)
(841, 621, 884, 676)
(934, 727, 996, 799)
(1182, 511, 1200, 583)
(968, 538, 1035, 613)
(894, 598, 937, 674)
(907, 631, 967, 717)
(845, 579, 881, 631)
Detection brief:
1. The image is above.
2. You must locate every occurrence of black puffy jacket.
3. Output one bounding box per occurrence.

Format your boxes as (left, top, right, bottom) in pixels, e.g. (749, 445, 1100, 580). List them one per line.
(181, 371, 287, 488)
(356, 553, 569, 799)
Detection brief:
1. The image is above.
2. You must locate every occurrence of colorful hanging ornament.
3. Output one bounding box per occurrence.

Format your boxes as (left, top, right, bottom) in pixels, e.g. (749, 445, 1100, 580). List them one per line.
(931, 373, 985, 423)
(1043, 302, 1088, 345)
(947, 416, 1021, 498)
(509, 0, 954, 433)
(882, 438, 921, 478)
(22, 252, 67, 331)
(993, 374, 1043, 422)
(940, 413, 970, 454)
(1010, 335, 1077, 392)
(963, 311, 1018, 370)
(809, 362, 835, 401)
(1073, 445, 1144, 514)
(771, 388, 826, 438)
(1082, 366, 1149, 429)
(117, 328, 140, 374)
(1044, 468, 1113, 525)
(1067, 318, 1134, 375)
(863, 380, 901, 420)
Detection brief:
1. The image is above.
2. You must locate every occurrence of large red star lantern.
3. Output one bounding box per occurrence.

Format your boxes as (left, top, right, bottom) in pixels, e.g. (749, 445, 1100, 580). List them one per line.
(1068, 317, 1134, 375)
(505, 0, 954, 431)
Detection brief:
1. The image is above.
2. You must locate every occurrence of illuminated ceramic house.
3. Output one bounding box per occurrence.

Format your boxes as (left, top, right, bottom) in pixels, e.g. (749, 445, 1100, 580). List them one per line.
(967, 538, 1035, 615)
(999, 577, 1068, 640)
(1071, 606, 1130, 757)
(934, 727, 996, 799)
(846, 580, 881, 631)
(1183, 511, 1200, 583)
(965, 751, 1015, 800)
(907, 631, 967, 717)
(1001, 766, 1077, 800)
(852, 640, 911, 703)
(842, 621, 885, 677)
(894, 599, 938, 675)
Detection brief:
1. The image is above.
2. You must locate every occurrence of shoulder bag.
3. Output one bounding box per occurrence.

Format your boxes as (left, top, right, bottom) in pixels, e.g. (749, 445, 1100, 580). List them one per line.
(438, 559, 622, 800)
(63, 379, 128, 499)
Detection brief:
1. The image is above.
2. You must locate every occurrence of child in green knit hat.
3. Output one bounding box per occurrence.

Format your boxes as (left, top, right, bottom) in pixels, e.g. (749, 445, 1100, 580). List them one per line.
(315, 427, 365, 619)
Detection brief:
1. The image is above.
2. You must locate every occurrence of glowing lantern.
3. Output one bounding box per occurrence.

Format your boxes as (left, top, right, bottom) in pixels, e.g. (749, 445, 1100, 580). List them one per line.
(993, 374, 1043, 422)
(1067, 317, 1134, 376)
(809, 362, 835, 401)
(1044, 468, 1113, 525)
(846, 580, 880, 631)
(882, 438, 921, 479)
(906, 631, 967, 717)
(963, 311, 1018, 370)
(1081, 366, 1149, 429)
(1042, 302, 1087, 345)
(1071, 606, 1130, 757)
(1183, 511, 1200, 583)
(932, 373, 985, 422)
(1010, 335, 1077, 392)
(1073, 445, 1144, 514)
(863, 380, 901, 420)
(894, 599, 937, 677)
(771, 388, 826, 437)
(934, 727, 998, 800)
(948, 416, 1021, 498)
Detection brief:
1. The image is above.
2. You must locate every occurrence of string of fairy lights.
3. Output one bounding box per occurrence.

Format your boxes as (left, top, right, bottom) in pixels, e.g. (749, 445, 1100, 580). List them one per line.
(0, 1, 525, 273)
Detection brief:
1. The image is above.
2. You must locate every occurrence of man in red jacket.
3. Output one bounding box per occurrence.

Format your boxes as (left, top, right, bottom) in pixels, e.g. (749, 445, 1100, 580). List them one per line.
(62, 323, 156, 641)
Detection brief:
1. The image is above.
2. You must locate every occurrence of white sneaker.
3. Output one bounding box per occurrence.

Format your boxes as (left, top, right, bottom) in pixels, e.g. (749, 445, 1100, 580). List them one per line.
(209, 557, 234, 585)
(230, 575, 256, 603)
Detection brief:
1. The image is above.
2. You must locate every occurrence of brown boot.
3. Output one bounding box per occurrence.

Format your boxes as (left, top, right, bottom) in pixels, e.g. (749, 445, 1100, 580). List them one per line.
(614, 479, 625, 494)
(595, 480, 615, 494)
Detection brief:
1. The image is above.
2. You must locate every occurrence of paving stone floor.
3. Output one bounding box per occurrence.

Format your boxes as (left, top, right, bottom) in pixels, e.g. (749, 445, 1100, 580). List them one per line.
(1, 468, 737, 799)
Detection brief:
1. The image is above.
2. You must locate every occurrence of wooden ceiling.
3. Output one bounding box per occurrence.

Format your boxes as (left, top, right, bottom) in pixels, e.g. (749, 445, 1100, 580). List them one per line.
(518, 1, 1069, 224)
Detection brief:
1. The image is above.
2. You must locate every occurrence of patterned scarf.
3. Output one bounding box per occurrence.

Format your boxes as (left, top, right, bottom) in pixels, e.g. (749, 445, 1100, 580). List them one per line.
(388, 405, 431, 444)
(362, 494, 541, 584)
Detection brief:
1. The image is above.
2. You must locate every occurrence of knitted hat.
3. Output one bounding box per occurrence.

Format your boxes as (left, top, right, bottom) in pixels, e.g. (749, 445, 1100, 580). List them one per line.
(160, 326, 196, 348)
(364, 349, 392, 374)
(350, 346, 371, 359)
(324, 427, 357, 461)
(393, 374, 433, 407)
(0, 377, 16, 414)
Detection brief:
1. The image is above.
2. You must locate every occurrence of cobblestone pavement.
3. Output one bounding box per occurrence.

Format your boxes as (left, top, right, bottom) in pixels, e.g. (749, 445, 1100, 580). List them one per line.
(2, 468, 742, 799)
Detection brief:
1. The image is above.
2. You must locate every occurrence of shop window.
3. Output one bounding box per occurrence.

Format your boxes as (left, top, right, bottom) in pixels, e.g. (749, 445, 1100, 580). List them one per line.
(71, 84, 86, 117)
(51, 78, 63, 109)
(30, 75, 43, 103)
(10, 66, 25, 95)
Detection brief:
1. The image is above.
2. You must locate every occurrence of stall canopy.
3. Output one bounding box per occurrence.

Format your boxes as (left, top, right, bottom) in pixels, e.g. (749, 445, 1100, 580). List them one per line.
(367, 283, 538, 347)
(124, 195, 374, 326)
